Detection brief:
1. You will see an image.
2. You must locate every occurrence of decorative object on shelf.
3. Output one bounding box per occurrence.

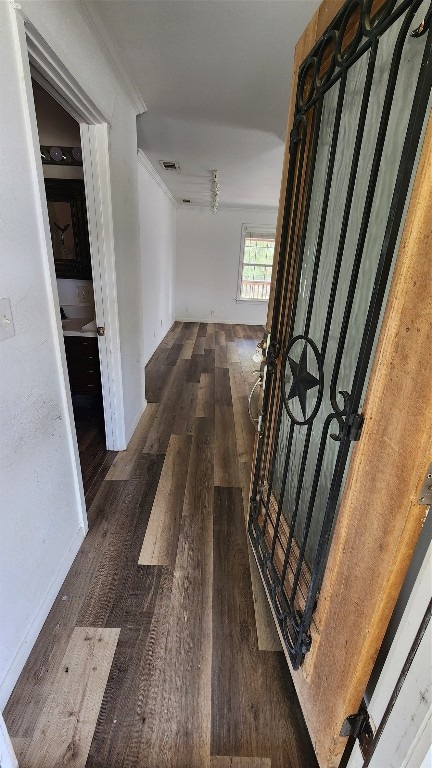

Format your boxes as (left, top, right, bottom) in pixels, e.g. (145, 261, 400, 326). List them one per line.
(211, 170, 219, 213)
(45, 179, 92, 280)
(40, 145, 83, 166)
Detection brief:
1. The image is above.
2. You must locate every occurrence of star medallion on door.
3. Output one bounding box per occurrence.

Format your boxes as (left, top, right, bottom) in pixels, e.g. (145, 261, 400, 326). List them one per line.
(282, 335, 323, 425)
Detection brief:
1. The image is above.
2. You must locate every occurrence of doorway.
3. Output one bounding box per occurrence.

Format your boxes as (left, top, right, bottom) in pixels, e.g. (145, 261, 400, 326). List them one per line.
(18, 10, 127, 460)
(31, 79, 109, 499)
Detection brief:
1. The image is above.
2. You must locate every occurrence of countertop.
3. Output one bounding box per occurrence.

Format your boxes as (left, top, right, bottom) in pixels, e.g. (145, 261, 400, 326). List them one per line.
(62, 318, 97, 337)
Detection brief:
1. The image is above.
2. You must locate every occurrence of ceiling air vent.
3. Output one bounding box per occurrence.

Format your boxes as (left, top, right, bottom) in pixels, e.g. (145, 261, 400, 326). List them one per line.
(159, 160, 180, 172)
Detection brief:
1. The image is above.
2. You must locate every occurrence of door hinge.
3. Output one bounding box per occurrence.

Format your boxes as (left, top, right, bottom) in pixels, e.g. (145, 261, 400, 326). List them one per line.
(346, 412, 364, 441)
(264, 340, 279, 373)
(289, 125, 302, 150)
(340, 702, 375, 760)
(418, 463, 432, 505)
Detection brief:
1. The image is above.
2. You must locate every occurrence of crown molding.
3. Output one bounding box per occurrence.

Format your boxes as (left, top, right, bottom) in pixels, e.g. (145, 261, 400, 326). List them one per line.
(138, 152, 277, 214)
(137, 150, 178, 208)
(178, 201, 278, 213)
(77, 1, 147, 116)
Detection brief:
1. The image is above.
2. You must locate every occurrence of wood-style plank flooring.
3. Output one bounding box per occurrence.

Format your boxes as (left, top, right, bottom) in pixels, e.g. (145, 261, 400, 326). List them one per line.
(5, 322, 318, 768)
(75, 413, 117, 506)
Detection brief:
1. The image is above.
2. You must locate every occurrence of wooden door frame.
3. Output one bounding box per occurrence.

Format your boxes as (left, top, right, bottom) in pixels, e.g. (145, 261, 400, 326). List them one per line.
(258, 1, 432, 765)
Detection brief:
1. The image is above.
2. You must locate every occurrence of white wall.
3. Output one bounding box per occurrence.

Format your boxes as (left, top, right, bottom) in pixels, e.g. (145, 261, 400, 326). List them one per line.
(176, 207, 277, 325)
(0, 713, 18, 768)
(0, 1, 145, 707)
(0, 3, 85, 707)
(137, 153, 176, 364)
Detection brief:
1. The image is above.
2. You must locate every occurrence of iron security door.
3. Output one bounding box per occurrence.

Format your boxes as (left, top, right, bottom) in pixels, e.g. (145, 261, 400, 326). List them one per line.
(248, 0, 431, 704)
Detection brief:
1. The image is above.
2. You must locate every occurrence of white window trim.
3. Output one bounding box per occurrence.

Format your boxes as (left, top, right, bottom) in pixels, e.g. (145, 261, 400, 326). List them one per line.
(236, 223, 275, 302)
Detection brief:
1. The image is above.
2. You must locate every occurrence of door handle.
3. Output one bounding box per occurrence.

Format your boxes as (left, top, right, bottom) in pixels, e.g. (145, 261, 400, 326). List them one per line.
(248, 376, 262, 430)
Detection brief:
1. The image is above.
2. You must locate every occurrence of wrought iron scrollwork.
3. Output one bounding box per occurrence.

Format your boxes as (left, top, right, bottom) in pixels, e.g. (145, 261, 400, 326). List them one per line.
(327, 389, 363, 442)
(248, 0, 432, 670)
(264, 340, 280, 373)
(289, 125, 302, 150)
(295, 0, 430, 113)
(282, 335, 324, 426)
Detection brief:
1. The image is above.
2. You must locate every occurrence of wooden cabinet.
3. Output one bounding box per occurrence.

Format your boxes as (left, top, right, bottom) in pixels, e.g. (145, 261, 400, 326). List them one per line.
(64, 336, 101, 396)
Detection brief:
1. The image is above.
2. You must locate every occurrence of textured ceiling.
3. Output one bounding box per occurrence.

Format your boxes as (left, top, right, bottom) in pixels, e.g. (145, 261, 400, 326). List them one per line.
(85, 0, 320, 208)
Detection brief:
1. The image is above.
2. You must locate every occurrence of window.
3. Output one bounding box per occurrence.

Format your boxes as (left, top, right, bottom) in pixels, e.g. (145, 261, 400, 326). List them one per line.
(237, 225, 276, 301)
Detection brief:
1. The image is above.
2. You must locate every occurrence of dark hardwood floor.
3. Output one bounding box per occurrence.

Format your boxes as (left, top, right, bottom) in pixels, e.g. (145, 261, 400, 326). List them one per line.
(4, 322, 318, 768)
(74, 406, 117, 507)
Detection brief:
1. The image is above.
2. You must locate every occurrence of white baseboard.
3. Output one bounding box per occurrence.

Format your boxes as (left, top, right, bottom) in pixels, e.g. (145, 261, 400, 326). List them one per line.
(124, 400, 148, 449)
(176, 316, 265, 325)
(0, 526, 85, 710)
(145, 316, 175, 366)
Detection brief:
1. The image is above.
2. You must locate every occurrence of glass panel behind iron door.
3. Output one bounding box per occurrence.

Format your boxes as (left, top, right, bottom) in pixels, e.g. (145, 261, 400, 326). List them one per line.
(249, 0, 432, 670)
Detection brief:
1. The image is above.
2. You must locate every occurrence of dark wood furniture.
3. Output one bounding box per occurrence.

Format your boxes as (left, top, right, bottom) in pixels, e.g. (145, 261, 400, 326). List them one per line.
(64, 336, 101, 397)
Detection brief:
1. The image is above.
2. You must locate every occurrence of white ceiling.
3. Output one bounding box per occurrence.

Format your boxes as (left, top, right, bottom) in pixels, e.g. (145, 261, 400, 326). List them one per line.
(84, 0, 320, 209)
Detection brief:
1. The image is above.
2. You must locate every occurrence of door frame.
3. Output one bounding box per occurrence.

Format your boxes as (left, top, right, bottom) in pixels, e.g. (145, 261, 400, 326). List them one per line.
(14, 8, 126, 454)
(0, 713, 18, 768)
(347, 538, 431, 768)
(254, 1, 432, 764)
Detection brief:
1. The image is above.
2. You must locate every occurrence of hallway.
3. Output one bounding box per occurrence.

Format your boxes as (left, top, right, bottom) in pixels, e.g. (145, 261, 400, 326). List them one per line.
(4, 322, 317, 768)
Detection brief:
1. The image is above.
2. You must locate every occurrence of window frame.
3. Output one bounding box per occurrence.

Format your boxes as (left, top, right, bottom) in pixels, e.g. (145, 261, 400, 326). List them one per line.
(236, 223, 276, 303)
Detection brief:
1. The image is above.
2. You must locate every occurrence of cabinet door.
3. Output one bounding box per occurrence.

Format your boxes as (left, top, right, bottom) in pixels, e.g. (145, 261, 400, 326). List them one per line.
(248, 1, 432, 765)
(64, 336, 101, 395)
